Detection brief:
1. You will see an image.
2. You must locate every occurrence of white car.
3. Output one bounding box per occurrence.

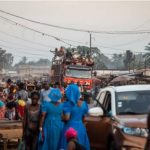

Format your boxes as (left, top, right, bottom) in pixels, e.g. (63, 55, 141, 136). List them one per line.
(86, 85, 150, 150)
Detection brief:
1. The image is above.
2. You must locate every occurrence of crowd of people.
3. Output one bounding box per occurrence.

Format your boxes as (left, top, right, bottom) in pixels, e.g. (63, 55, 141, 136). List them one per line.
(52, 47, 94, 67)
(0, 79, 92, 150)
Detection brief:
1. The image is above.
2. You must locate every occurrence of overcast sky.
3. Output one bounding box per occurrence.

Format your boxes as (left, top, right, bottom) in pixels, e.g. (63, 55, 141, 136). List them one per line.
(0, 1, 150, 64)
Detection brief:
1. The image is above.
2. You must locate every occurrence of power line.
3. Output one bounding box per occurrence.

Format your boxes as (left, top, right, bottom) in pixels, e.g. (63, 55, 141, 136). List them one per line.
(0, 15, 75, 47)
(0, 39, 50, 52)
(106, 35, 150, 47)
(1, 9, 150, 34)
(0, 14, 147, 55)
(93, 43, 124, 51)
(0, 29, 55, 49)
(0, 44, 50, 58)
(93, 34, 150, 48)
(0, 17, 89, 46)
(0, 15, 92, 47)
(2, 14, 146, 51)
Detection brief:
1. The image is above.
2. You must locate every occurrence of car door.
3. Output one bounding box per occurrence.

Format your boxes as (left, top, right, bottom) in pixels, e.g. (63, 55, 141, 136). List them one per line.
(85, 91, 112, 150)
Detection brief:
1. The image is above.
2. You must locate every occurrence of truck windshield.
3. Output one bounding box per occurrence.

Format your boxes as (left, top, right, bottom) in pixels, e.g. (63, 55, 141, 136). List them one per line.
(65, 69, 91, 78)
(116, 90, 150, 115)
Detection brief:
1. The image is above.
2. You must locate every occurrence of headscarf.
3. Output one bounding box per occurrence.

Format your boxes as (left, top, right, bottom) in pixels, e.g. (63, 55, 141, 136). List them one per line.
(48, 88, 62, 103)
(65, 84, 80, 105)
(18, 100, 26, 107)
(0, 100, 4, 108)
(65, 127, 78, 141)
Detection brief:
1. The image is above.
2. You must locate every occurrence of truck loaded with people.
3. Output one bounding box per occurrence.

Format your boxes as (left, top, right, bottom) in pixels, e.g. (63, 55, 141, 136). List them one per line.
(50, 47, 95, 91)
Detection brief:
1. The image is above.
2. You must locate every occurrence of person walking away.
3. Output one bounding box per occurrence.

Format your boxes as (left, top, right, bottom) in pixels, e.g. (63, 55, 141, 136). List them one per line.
(54, 82, 64, 97)
(38, 88, 63, 150)
(40, 82, 52, 103)
(23, 91, 40, 150)
(6, 94, 18, 120)
(17, 82, 28, 101)
(60, 84, 90, 150)
(65, 127, 86, 150)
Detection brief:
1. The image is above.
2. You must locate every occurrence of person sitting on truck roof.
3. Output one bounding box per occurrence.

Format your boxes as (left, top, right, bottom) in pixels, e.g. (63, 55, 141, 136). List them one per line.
(55, 47, 65, 64)
(57, 46, 65, 57)
(86, 55, 94, 66)
(65, 49, 73, 64)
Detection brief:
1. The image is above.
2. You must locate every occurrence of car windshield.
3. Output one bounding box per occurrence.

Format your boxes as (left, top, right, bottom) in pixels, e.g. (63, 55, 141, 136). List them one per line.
(116, 90, 150, 115)
(65, 69, 91, 78)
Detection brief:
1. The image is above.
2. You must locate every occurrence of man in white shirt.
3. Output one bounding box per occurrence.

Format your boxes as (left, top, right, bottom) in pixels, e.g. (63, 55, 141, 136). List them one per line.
(40, 82, 52, 103)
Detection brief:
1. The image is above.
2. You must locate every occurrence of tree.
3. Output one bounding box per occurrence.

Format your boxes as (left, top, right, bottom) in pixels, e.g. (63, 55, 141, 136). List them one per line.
(0, 48, 13, 70)
(144, 43, 150, 67)
(112, 54, 124, 69)
(123, 50, 134, 70)
(36, 59, 51, 66)
(21, 56, 27, 64)
(14, 58, 51, 67)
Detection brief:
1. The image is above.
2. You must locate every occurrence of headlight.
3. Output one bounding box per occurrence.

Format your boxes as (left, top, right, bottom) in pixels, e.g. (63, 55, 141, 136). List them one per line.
(122, 127, 148, 137)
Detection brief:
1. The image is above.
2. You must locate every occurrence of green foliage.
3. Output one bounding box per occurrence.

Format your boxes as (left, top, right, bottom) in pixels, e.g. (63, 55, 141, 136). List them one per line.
(15, 57, 51, 67)
(0, 48, 13, 70)
(144, 43, 150, 67)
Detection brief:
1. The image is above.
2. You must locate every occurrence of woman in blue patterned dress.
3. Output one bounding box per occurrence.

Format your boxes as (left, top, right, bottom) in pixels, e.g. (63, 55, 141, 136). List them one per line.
(60, 84, 90, 150)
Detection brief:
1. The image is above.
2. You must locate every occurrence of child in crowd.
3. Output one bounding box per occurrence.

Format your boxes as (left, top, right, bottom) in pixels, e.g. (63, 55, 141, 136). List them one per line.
(6, 95, 18, 120)
(65, 128, 86, 150)
(17, 99, 26, 120)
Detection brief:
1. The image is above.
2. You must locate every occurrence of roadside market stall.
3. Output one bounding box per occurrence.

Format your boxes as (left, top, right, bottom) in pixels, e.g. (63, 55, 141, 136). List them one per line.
(0, 120, 22, 150)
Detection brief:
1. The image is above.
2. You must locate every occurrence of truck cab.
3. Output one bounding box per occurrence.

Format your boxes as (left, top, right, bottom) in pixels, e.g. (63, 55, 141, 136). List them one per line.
(63, 65, 93, 90)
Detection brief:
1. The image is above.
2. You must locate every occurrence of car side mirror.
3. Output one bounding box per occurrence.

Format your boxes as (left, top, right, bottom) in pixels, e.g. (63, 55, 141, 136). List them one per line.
(88, 107, 104, 117)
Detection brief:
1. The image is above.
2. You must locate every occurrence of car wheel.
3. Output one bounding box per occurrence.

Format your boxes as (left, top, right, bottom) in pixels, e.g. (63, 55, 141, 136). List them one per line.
(108, 140, 117, 150)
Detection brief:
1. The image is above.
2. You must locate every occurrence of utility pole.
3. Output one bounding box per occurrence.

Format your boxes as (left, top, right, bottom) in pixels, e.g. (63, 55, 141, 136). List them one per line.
(145, 57, 146, 71)
(90, 33, 92, 55)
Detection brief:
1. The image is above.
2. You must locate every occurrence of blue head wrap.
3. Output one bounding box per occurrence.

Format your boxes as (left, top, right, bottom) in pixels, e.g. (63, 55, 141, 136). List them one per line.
(0, 100, 4, 108)
(65, 84, 80, 105)
(48, 88, 62, 103)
